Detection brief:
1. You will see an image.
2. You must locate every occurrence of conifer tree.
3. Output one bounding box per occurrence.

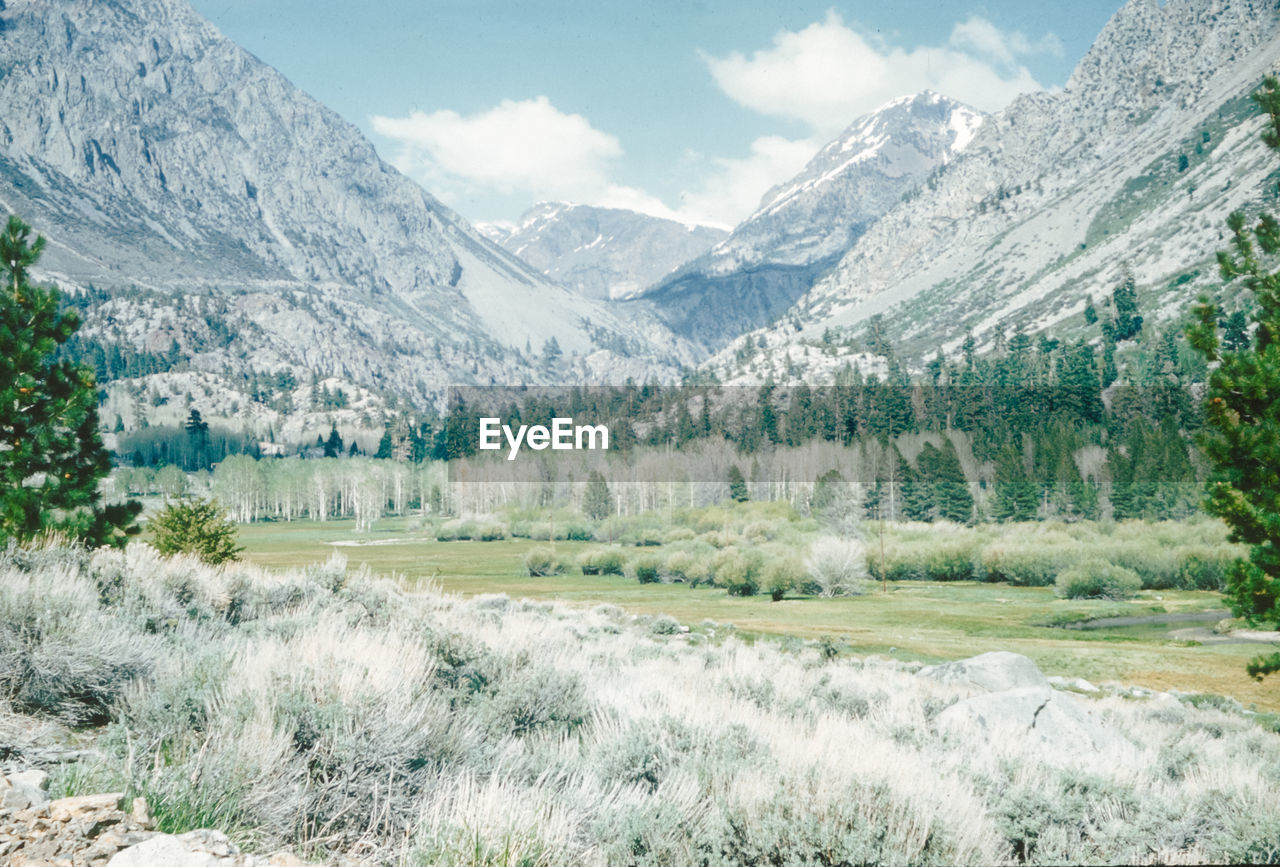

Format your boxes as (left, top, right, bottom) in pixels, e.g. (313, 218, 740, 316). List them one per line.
(931, 439, 973, 522)
(992, 441, 1037, 522)
(899, 447, 932, 522)
(582, 470, 612, 520)
(1186, 76, 1280, 676)
(727, 463, 749, 502)
(0, 215, 140, 545)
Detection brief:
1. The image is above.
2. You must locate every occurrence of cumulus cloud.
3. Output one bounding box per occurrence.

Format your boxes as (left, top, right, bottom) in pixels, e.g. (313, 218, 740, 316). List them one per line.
(372, 96, 623, 203)
(373, 13, 1062, 228)
(704, 11, 1056, 136)
(675, 135, 822, 228)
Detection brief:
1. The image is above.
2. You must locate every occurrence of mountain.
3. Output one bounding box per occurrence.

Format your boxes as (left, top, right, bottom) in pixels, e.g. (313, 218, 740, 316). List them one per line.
(479, 202, 727, 301)
(0, 0, 684, 436)
(635, 92, 984, 350)
(711, 0, 1280, 379)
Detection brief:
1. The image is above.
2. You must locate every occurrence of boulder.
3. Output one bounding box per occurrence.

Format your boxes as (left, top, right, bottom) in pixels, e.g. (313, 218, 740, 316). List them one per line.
(0, 770, 49, 810)
(107, 830, 239, 866)
(918, 651, 1049, 694)
(938, 686, 1128, 757)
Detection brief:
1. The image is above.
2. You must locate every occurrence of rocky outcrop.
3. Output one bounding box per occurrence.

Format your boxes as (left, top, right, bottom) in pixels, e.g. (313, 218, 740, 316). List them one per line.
(0, 0, 682, 411)
(711, 0, 1280, 375)
(640, 93, 983, 348)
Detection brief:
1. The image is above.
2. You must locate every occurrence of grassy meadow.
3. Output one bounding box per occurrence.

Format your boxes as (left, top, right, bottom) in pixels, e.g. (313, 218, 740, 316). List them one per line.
(232, 513, 1278, 712)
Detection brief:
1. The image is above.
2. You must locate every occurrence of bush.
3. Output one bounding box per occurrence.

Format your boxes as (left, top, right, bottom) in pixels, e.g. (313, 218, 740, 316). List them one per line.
(806, 537, 869, 597)
(523, 547, 564, 577)
(629, 555, 663, 584)
(577, 548, 626, 576)
(662, 551, 711, 585)
(764, 558, 805, 601)
(713, 549, 762, 596)
(476, 522, 508, 542)
(980, 542, 1072, 586)
(651, 614, 681, 635)
(1055, 559, 1143, 600)
(149, 499, 242, 565)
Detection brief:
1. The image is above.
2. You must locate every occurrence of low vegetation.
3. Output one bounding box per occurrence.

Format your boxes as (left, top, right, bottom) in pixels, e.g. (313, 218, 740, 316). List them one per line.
(1, 543, 1277, 864)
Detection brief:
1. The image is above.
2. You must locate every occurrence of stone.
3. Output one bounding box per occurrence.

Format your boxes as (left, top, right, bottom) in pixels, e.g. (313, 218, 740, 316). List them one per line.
(128, 798, 151, 830)
(937, 686, 1129, 758)
(1048, 675, 1101, 693)
(48, 794, 124, 823)
(918, 651, 1049, 694)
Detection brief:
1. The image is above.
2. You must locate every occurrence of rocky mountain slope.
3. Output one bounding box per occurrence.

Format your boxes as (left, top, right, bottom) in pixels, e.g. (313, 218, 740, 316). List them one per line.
(0, 0, 685, 434)
(711, 0, 1280, 379)
(635, 92, 984, 349)
(480, 202, 727, 301)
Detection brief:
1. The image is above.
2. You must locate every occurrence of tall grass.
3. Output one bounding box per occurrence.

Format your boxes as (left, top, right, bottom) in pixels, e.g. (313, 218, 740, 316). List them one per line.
(0, 542, 1275, 864)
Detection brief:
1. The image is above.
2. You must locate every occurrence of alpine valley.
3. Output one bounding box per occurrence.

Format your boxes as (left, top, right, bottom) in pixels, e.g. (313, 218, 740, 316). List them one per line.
(2, 0, 1279, 443)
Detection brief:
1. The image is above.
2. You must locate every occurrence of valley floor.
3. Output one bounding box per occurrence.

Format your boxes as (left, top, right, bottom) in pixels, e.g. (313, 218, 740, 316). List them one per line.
(238, 520, 1280, 713)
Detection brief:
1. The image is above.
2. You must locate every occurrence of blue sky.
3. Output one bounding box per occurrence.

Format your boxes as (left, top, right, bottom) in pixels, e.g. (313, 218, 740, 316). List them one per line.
(189, 1, 1125, 228)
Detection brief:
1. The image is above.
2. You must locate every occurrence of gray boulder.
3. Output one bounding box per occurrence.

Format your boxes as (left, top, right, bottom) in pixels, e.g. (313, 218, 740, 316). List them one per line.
(1, 768, 49, 810)
(918, 651, 1049, 694)
(938, 687, 1128, 757)
(107, 830, 238, 867)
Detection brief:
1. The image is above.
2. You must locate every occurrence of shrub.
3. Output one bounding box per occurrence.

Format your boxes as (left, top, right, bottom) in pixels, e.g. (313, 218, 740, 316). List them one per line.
(629, 554, 663, 584)
(564, 523, 594, 542)
(1055, 559, 1143, 600)
(763, 558, 805, 601)
(980, 542, 1072, 586)
(1176, 547, 1233, 591)
(662, 551, 710, 585)
(651, 614, 681, 636)
(713, 549, 762, 596)
(149, 499, 242, 565)
(806, 537, 869, 597)
(476, 522, 507, 542)
(523, 547, 563, 577)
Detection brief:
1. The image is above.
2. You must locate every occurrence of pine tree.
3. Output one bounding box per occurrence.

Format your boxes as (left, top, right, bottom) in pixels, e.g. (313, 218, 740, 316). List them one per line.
(727, 464, 749, 502)
(899, 447, 932, 522)
(0, 215, 140, 545)
(1186, 76, 1280, 677)
(992, 442, 1037, 522)
(582, 470, 612, 520)
(323, 424, 343, 458)
(150, 497, 242, 564)
(932, 439, 973, 523)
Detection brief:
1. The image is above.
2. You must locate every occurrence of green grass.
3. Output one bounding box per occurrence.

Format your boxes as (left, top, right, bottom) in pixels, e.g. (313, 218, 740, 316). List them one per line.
(236, 519, 1279, 711)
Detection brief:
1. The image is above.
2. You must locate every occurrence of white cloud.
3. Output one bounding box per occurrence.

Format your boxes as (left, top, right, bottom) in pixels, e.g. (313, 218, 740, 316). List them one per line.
(704, 11, 1056, 136)
(371, 93, 797, 228)
(372, 13, 1062, 230)
(675, 135, 821, 228)
(372, 96, 623, 203)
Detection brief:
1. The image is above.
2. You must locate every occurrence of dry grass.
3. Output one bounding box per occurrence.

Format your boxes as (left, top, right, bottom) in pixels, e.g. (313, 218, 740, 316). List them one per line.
(2, 543, 1278, 864)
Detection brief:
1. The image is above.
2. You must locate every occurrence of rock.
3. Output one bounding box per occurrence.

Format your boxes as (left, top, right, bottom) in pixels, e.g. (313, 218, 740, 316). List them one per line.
(1, 770, 50, 811)
(918, 651, 1049, 694)
(129, 797, 152, 829)
(266, 854, 306, 867)
(107, 830, 241, 866)
(938, 687, 1128, 758)
(48, 793, 124, 822)
(1048, 675, 1100, 693)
